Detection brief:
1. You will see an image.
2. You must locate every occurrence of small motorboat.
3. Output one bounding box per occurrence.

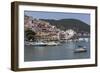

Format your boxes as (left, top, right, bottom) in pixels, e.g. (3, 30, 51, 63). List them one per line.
(47, 42, 60, 46)
(74, 45, 87, 53)
(32, 41, 47, 46)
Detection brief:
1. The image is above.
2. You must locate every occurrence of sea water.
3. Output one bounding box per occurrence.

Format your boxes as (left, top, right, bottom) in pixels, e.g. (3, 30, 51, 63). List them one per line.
(24, 38, 90, 62)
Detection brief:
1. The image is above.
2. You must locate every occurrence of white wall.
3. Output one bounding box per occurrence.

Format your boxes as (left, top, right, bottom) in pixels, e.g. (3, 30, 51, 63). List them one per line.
(0, 0, 99, 73)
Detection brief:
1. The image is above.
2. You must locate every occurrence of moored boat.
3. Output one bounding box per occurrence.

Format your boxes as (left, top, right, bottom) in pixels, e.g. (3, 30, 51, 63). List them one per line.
(25, 41, 60, 46)
(74, 46, 87, 53)
(46, 42, 60, 46)
(33, 42, 47, 46)
(74, 48, 87, 53)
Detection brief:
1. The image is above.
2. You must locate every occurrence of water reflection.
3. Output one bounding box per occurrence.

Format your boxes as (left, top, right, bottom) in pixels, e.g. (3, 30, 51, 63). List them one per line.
(24, 39, 90, 62)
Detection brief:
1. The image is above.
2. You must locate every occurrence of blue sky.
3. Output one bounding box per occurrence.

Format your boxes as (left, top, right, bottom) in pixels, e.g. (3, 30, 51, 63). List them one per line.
(24, 11, 90, 24)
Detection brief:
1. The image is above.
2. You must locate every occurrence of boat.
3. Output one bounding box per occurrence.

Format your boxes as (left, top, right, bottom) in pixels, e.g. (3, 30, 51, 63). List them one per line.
(74, 46, 87, 53)
(46, 42, 60, 46)
(74, 48, 87, 53)
(25, 41, 60, 46)
(33, 41, 47, 46)
(25, 41, 33, 45)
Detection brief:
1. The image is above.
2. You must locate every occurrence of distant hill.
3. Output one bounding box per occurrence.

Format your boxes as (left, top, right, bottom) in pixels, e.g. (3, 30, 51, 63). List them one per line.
(40, 19, 90, 33)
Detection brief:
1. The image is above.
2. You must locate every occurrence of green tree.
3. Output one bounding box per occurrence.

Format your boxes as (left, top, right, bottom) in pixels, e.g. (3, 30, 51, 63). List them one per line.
(25, 29, 36, 41)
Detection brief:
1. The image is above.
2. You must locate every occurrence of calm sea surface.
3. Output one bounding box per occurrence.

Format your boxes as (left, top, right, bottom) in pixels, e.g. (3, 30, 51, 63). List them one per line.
(24, 39, 90, 62)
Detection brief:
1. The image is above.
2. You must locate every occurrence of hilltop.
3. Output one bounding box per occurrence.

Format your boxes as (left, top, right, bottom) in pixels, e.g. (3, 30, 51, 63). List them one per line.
(40, 19, 90, 33)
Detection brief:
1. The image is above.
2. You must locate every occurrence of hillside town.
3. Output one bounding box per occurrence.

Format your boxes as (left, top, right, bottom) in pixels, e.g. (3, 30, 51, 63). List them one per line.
(24, 15, 90, 46)
(24, 15, 76, 42)
(24, 13, 90, 62)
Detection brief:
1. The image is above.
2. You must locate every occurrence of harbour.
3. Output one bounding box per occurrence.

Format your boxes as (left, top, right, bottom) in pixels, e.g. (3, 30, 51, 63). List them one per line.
(24, 14, 90, 62)
(24, 38, 90, 61)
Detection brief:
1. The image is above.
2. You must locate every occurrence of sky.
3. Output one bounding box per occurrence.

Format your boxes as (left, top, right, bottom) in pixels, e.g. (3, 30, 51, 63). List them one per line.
(24, 11, 90, 25)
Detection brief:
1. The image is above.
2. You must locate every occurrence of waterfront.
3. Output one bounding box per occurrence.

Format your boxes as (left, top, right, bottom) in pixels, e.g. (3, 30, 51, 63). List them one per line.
(24, 39, 90, 62)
